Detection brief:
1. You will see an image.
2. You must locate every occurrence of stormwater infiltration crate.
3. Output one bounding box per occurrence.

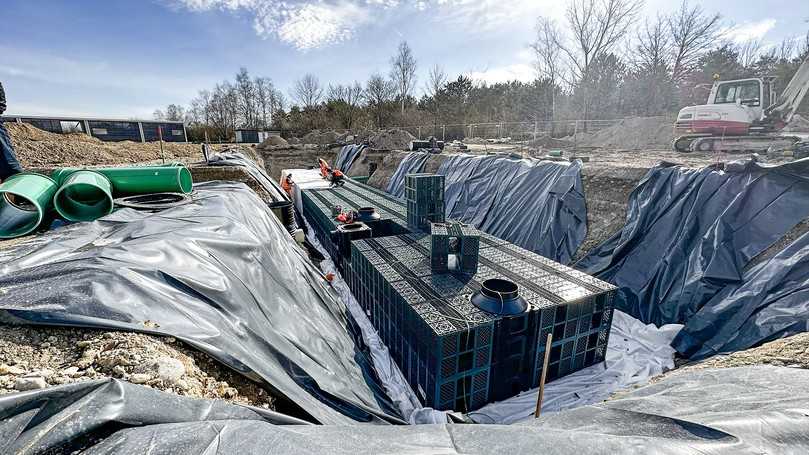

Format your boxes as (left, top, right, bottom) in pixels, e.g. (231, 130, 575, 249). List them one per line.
(431, 222, 480, 274)
(302, 178, 617, 411)
(405, 173, 445, 230)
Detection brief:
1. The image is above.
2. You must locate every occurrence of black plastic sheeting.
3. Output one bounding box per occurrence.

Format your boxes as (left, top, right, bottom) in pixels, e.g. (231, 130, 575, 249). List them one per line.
(3, 366, 806, 454)
(674, 229, 809, 359)
(334, 144, 367, 173)
(436, 154, 587, 265)
(576, 159, 809, 326)
(386, 151, 430, 198)
(0, 182, 403, 426)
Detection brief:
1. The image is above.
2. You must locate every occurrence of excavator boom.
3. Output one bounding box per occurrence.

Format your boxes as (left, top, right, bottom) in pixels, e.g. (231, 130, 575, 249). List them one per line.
(767, 54, 809, 125)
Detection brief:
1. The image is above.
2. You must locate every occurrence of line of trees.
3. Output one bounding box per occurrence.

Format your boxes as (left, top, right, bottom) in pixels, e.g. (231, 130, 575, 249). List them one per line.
(155, 0, 809, 142)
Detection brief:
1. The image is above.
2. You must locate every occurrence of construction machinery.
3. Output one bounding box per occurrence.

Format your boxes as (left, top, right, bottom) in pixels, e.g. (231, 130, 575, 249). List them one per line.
(673, 55, 809, 153)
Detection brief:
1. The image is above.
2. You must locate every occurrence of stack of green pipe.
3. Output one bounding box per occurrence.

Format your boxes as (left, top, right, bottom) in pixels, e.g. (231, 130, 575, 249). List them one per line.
(0, 165, 194, 239)
(51, 166, 193, 221)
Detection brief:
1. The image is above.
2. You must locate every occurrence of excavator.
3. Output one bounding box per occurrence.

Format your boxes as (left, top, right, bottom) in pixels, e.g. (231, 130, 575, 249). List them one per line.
(673, 54, 809, 153)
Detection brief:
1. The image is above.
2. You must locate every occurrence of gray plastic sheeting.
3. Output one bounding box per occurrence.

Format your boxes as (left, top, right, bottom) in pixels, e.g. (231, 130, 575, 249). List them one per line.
(10, 366, 805, 454)
(436, 154, 587, 265)
(0, 378, 309, 454)
(386, 151, 431, 198)
(674, 228, 809, 359)
(334, 144, 367, 173)
(208, 150, 289, 201)
(0, 182, 403, 425)
(576, 159, 809, 326)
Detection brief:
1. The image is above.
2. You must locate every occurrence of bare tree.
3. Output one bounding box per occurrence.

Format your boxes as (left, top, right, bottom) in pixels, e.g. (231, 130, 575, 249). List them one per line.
(531, 17, 564, 123)
(254, 76, 277, 128)
(562, 0, 644, 122)
(153, 105, 185, 121)
(390, 41, 418, 117)
(292, 74, 323, 109)
(425, 64, 447, 98)
(563, 0, 644, 80)
(737, 39, 763, 69)
(636, 15, 670, 72)
(327, 81, 365, 129)
(365, 73, 395, 127)
(423, 64, 447, 127)
(668, 0, 722, 83)
(235, 67, 256, 127)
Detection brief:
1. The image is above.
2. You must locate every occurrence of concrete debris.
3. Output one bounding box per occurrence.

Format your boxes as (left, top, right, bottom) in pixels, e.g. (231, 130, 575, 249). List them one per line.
(0, 325, 274, 408)
(149, 356, 186, 384)
(14, 375, 47, 391)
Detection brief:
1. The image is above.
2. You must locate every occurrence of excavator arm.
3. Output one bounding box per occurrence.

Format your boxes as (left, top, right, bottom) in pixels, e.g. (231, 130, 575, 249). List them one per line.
(766, 54, 809, 125)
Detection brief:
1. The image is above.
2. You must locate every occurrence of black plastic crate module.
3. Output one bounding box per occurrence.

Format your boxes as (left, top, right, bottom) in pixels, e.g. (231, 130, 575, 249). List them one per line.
(302, 179, 617, 412)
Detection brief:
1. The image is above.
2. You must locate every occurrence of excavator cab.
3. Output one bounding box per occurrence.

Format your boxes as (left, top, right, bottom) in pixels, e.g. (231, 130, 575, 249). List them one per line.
(708, 78, 767, 114)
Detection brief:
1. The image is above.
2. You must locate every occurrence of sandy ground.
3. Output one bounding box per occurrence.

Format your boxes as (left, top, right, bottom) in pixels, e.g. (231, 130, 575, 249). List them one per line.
(677, 332, 809, 371)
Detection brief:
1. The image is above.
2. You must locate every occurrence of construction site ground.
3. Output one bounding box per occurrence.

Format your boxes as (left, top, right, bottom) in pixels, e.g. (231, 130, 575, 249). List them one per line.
(2, 121, 808, 417)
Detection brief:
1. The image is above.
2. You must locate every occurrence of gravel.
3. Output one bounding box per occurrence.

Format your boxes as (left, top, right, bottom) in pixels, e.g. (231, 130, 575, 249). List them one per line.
(0, 324, 274, 408)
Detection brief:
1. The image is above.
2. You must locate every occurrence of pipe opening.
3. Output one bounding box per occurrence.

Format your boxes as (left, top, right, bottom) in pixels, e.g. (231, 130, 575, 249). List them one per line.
(178, 167, 193, 194)
(55, 183, 113, 222)
(0, 192, 43, 238)
(470, 278, 527, 316)
(481, 279, 519, 300)
(5, 193, 37, 211)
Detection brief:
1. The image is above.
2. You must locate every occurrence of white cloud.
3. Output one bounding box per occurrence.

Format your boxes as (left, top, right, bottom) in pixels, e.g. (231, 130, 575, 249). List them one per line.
(469, 63, 535, 84)
(172, 0, 559, 50)
(724, 19, 777, 43)
(172, 0, 391, 50)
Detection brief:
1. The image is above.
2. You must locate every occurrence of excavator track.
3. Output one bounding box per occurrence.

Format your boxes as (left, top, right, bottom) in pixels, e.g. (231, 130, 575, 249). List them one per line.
(673, 134, 801, 154)
(671, 135, 707, 153)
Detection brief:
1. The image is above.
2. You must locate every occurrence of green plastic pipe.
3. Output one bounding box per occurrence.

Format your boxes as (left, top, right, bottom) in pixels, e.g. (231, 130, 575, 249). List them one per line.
(0, 173, 58, 239)
(52, 166, 193, 196)
(53, 170, 114, 222)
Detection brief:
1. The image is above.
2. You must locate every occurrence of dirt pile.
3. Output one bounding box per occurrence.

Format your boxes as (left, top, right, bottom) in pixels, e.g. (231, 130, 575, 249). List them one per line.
(0, 324, 274, 408)
(784, 114, 809, 132)
(6, 122, 205, 167)
(564, 117, 675, 150)
(369, 129, 415, 150)
(5, 122, 266, 168)
(529, 135, 574, 149)
(257, 135, 289, 149)
(302, 130, 340, 145)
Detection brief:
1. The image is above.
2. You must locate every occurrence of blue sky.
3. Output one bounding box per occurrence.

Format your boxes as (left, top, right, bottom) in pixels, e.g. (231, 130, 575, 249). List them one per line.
(1, 0, 807, 119)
